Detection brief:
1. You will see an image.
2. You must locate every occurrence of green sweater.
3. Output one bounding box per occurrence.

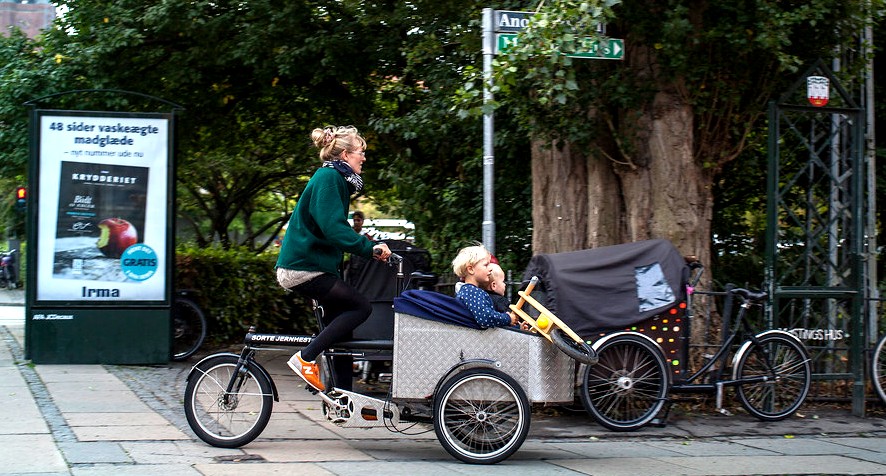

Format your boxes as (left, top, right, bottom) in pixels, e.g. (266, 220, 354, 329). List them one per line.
(276, 167, 375, 276)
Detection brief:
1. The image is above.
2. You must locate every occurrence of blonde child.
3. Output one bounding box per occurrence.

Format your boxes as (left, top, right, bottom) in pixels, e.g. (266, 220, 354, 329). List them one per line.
(486, 262, 511, 313)
(451, 245, 518, 328)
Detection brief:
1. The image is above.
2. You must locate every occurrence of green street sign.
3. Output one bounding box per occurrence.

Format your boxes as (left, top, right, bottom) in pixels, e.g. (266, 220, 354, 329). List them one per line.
(496, 33, 624, 60)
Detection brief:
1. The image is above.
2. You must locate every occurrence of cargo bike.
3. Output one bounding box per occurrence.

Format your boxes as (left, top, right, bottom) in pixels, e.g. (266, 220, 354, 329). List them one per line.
(183, 250, 597, 464)
(183, 239, 811, 464)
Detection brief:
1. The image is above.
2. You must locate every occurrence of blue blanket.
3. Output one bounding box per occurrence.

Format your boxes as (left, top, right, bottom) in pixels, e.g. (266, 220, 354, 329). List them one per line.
(393, 289, 482, 329)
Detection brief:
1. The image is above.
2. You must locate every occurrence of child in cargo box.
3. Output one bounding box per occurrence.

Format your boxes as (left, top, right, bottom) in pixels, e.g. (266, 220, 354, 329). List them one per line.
(487, 262, 512, 313)
(451, 244, 519, 329)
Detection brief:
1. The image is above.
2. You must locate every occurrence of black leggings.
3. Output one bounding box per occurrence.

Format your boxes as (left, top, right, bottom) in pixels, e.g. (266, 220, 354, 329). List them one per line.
(294, 274, 371, 390)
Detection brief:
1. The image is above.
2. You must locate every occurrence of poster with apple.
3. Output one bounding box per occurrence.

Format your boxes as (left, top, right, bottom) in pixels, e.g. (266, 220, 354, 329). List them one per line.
(35, 111, 170, 303)
(54, 161, 148, 281)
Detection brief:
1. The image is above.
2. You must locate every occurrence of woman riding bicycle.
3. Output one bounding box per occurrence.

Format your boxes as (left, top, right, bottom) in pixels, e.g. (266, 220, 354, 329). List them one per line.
(276, 125, 391, 392)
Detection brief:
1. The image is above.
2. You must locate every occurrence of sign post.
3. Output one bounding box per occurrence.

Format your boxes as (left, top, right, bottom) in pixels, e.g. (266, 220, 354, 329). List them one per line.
(481, 9, 624, 255)
(482, 8, 495, 254)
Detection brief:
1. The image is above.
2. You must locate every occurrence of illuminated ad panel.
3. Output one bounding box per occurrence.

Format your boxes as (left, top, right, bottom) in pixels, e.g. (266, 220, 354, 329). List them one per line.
(35, 111, 170, 302)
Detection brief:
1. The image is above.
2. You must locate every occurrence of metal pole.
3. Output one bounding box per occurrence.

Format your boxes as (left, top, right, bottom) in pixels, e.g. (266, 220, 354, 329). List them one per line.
(858, 7, 877, 417)
(864, 6, 878, 345)
(482, 8, 495, 255)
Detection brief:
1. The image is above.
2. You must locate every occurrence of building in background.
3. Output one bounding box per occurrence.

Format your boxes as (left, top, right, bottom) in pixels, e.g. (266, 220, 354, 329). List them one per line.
(1, 0, 55, 38)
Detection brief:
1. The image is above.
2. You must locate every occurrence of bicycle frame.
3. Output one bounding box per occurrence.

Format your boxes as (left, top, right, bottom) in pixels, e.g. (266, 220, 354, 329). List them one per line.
(670, 285, 802, 411)
(202, 254, 409, 410)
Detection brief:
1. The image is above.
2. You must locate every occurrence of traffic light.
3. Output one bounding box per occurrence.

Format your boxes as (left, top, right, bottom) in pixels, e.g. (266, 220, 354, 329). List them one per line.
(14, 187, 26, 210)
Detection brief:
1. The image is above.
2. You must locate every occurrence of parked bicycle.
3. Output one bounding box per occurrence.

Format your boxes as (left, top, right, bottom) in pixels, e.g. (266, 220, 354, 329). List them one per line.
(578, 272, 812, 430)
(171, 290, 207, 361)
(872, 331, 886, 405)
(518, 240, 812, 431)
(0, 249, 18, 290)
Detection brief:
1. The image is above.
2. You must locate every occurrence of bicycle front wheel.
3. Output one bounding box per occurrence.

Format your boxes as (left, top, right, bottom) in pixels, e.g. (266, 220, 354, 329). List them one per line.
(550, 328, 598, 365)
(580, 333, 668, 431)
(172, 297, 207, 361)
(184, 355, 273, 448)
(872, 334, 886, 405)
(735, 333, 811, 421)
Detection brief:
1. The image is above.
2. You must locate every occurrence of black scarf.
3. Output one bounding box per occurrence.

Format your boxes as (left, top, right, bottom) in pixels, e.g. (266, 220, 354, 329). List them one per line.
(322, 160, 364, 194)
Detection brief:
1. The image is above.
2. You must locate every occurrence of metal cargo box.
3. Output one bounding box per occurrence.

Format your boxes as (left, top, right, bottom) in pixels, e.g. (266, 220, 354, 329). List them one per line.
(392, 312, 574, 403)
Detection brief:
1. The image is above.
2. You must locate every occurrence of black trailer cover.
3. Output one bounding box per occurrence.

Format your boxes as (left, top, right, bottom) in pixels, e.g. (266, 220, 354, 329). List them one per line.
(522, 239, 689, 337)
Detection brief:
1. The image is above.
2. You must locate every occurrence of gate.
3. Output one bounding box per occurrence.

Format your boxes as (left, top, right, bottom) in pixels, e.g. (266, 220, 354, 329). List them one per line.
(765, 60, 868, 414)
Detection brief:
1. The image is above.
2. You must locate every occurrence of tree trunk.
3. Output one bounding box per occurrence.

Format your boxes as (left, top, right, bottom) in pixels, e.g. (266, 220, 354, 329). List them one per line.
(530, 141, 588, 253)
(531, 89, 712, 261)
(530, 89, 715, 347)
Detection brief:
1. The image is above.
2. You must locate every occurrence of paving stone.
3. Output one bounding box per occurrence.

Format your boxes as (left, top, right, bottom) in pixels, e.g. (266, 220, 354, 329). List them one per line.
(194, 462, 334, 476)
(0, 434, 68, 474)
(65, 412, 171, 427)
(554, 456, 705, 476)
(69, 463, 201, 475)
(321, 459, 585, 475)
(645, 438, 781, 457)
(243, 439, 373, 463)
(0, 416, 50, 434)
(659, 454, 886, 475)
(548, 439, 692, 459)
(70, 424, 188, 441)
(58, 441, 131, 464)
(735, 436, 880, 456)
(120, 440, 243, 465)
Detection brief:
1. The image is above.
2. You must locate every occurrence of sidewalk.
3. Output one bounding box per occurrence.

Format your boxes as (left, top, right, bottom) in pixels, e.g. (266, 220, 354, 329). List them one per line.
(2, 302, 886, 475)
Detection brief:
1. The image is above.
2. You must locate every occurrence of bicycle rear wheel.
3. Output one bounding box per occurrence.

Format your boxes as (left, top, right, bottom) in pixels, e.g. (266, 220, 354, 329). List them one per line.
(580, 333, 668, 431)
(172, 297, 207, 361)
(184, 354, 273, 448)
(433, 368, 530, 464)
(735, 333, 811, 421)
(873, 334, 886, 405)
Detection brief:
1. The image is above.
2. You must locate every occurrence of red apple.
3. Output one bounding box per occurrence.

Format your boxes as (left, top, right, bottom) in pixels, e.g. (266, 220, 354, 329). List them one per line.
(96, 218, 138, 258)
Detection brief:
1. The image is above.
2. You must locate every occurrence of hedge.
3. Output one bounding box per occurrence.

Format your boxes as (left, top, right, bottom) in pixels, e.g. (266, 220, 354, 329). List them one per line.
(175, 244, 315, 346)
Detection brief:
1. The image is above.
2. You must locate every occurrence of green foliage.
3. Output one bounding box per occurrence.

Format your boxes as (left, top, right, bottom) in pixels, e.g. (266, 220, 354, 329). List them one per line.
(29, 0, 402, 251)
(484, 0, 879, 157)
(0, 29, 87, 179)
(712, 135, 769, 288)
(3, 0, 882, 289)
(175, 244, 313, 345)
(366, 0, 534, 275)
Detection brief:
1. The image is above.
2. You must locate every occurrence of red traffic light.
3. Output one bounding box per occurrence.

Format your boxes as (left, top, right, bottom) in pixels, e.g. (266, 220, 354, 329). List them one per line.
(15, 187, 26, 200)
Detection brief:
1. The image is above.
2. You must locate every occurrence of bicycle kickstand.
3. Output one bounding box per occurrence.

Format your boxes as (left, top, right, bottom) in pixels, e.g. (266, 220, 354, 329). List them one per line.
(650, 399, 672, 427)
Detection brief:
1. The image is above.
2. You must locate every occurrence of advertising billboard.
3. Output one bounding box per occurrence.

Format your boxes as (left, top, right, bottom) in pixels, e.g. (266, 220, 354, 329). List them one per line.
(34, 110, 171, 303)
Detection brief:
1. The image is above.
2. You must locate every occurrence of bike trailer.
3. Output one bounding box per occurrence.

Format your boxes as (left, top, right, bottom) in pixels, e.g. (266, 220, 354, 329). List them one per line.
(391, 290, 574, 403)
(522, 239, 690, 337)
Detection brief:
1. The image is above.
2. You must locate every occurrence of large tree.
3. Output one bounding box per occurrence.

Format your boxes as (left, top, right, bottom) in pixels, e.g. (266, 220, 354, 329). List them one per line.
(1, 0, 879, 283)
(486, 0, 879, 273)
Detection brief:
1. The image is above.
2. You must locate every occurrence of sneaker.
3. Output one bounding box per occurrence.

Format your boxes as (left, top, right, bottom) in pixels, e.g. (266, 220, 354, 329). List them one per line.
(288, 351, 325, 392)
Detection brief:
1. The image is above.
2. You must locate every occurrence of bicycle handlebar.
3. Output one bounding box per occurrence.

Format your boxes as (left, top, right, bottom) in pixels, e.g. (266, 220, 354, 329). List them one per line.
(372, 246, 402, 263)
(729, 287, 767, 302)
